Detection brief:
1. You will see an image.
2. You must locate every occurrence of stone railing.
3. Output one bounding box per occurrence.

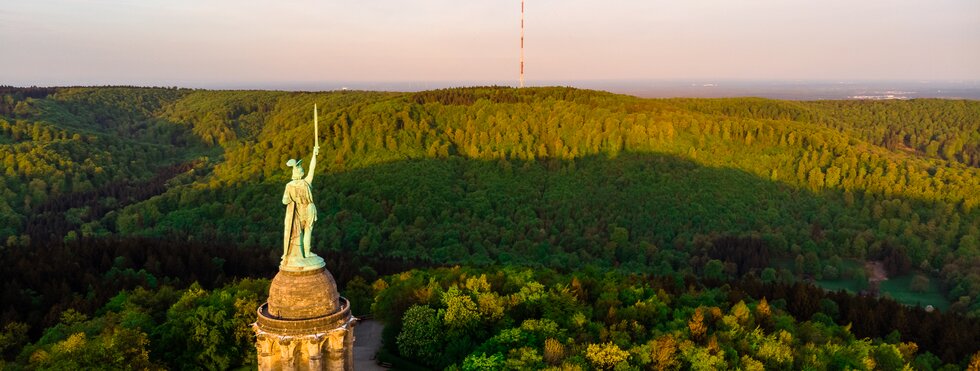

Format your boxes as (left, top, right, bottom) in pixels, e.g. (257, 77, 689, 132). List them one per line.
(256, 297, 351, 336)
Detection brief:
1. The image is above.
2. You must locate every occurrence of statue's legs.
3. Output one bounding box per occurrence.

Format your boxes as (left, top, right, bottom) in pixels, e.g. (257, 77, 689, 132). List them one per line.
(284, 212, 304, 263)
(282, 223, 290, 259)
(303, 222, 314, 257)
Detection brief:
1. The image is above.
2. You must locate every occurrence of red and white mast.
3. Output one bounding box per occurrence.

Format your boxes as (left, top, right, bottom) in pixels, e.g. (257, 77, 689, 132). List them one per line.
(520, 0, 525, 88)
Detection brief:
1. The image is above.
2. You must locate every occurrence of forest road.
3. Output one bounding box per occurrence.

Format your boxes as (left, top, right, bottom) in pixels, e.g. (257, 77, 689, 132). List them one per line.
(354, 319, 386, 370)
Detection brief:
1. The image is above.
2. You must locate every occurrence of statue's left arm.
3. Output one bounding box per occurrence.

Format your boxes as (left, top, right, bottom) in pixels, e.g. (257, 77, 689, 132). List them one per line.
(305, 146, 319, 183)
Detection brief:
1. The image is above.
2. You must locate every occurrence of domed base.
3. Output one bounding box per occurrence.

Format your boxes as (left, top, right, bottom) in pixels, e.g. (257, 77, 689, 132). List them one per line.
(267, 266, 341, 320)
(254, 265, 356, 370)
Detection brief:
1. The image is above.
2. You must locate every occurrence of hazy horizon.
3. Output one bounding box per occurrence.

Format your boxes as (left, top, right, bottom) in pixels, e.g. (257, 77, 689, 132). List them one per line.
(5, 79, 980, 101)
(2, 0, 979, 88)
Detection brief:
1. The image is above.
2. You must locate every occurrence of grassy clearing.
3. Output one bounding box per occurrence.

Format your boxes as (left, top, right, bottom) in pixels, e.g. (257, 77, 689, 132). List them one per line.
(879, 275, 950, 311)
(815, 279, 862, 293)
(814, 274, 950, 310)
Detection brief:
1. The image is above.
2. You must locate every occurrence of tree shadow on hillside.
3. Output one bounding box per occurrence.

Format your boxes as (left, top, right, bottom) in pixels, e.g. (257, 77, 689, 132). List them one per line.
(132, 151, 958, 276)
(6, 151, 975, 360)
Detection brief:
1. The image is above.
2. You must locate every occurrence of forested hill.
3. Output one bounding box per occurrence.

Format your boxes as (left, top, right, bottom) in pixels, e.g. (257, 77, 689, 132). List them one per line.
(2, 86, 980, 367)
(2, 87, 979, 311)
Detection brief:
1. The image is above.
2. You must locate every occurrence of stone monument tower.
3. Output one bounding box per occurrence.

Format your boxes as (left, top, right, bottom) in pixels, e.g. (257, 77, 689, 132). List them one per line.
(253, 105, 355, 370)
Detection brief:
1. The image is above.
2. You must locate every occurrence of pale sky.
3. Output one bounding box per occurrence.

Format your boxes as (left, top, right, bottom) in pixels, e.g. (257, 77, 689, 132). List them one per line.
(1, 0, 978, 88)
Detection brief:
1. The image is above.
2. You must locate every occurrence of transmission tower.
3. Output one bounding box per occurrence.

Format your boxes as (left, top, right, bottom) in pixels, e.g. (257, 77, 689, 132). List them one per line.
(520, 0, 525, 88)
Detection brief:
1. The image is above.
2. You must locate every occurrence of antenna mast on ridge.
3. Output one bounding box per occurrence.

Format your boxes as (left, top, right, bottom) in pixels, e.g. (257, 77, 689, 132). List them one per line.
(520, 0, 525, 88)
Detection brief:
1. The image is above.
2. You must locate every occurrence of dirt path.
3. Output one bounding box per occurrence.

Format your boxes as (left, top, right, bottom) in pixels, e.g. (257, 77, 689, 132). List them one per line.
(354, 319, 386, 370)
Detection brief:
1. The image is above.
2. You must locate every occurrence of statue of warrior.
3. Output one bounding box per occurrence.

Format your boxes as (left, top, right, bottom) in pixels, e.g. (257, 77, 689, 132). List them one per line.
(282, 145, 319, 264)
(280, 105, 326, 270)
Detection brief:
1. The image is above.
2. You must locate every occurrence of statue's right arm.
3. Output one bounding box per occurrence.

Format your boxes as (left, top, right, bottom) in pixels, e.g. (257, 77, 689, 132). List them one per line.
(305, 146, 319, 183)
(282, 187, 290, 205)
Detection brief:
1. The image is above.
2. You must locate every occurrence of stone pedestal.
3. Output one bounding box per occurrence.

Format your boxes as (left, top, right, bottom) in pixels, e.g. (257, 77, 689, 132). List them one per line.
(254, 267, 355, 371)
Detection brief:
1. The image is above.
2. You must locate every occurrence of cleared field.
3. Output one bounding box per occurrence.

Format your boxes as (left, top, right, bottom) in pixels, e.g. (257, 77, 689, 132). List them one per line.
(879, 275, 950, 311)
(815, 274, 950, 311)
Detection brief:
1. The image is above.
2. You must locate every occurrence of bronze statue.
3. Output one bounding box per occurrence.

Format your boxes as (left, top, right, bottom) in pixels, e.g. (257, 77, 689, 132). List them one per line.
(280, 105, 325, 271)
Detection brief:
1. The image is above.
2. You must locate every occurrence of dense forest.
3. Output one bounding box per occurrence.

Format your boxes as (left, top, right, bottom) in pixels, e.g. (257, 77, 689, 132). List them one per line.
(4, 265, 980, 370)
(1, 86, 979, 369)
(372, 266, 980, 370)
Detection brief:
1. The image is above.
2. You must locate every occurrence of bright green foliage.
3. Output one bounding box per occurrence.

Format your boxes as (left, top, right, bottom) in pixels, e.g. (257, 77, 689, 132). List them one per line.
(443, 286, 481, 331)
(730, 300, 750, 325)
(676, 98, 980, 167)
(740, 354, 765, 371)
(505, 346, 545, 369)
(16, 309, 162, 370)
(679, 340, 725, 371)
(26, 328, 160, 371)
(754, 331, 794, 368)
(462, 352, 505, 371)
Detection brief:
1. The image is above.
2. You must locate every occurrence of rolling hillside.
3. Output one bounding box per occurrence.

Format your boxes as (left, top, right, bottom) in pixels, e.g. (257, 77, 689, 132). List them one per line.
(1, 86, 979, 368)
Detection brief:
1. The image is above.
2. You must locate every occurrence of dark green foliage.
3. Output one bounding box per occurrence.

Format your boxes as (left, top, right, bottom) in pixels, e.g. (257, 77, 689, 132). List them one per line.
(343, 276, 376, 317)
(152, 280, 266, 370)
(0, 322, 29, 359)
(703, 259, 727, 280)
(0, 236, 422, 344)
(395, 305, 444, 362)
